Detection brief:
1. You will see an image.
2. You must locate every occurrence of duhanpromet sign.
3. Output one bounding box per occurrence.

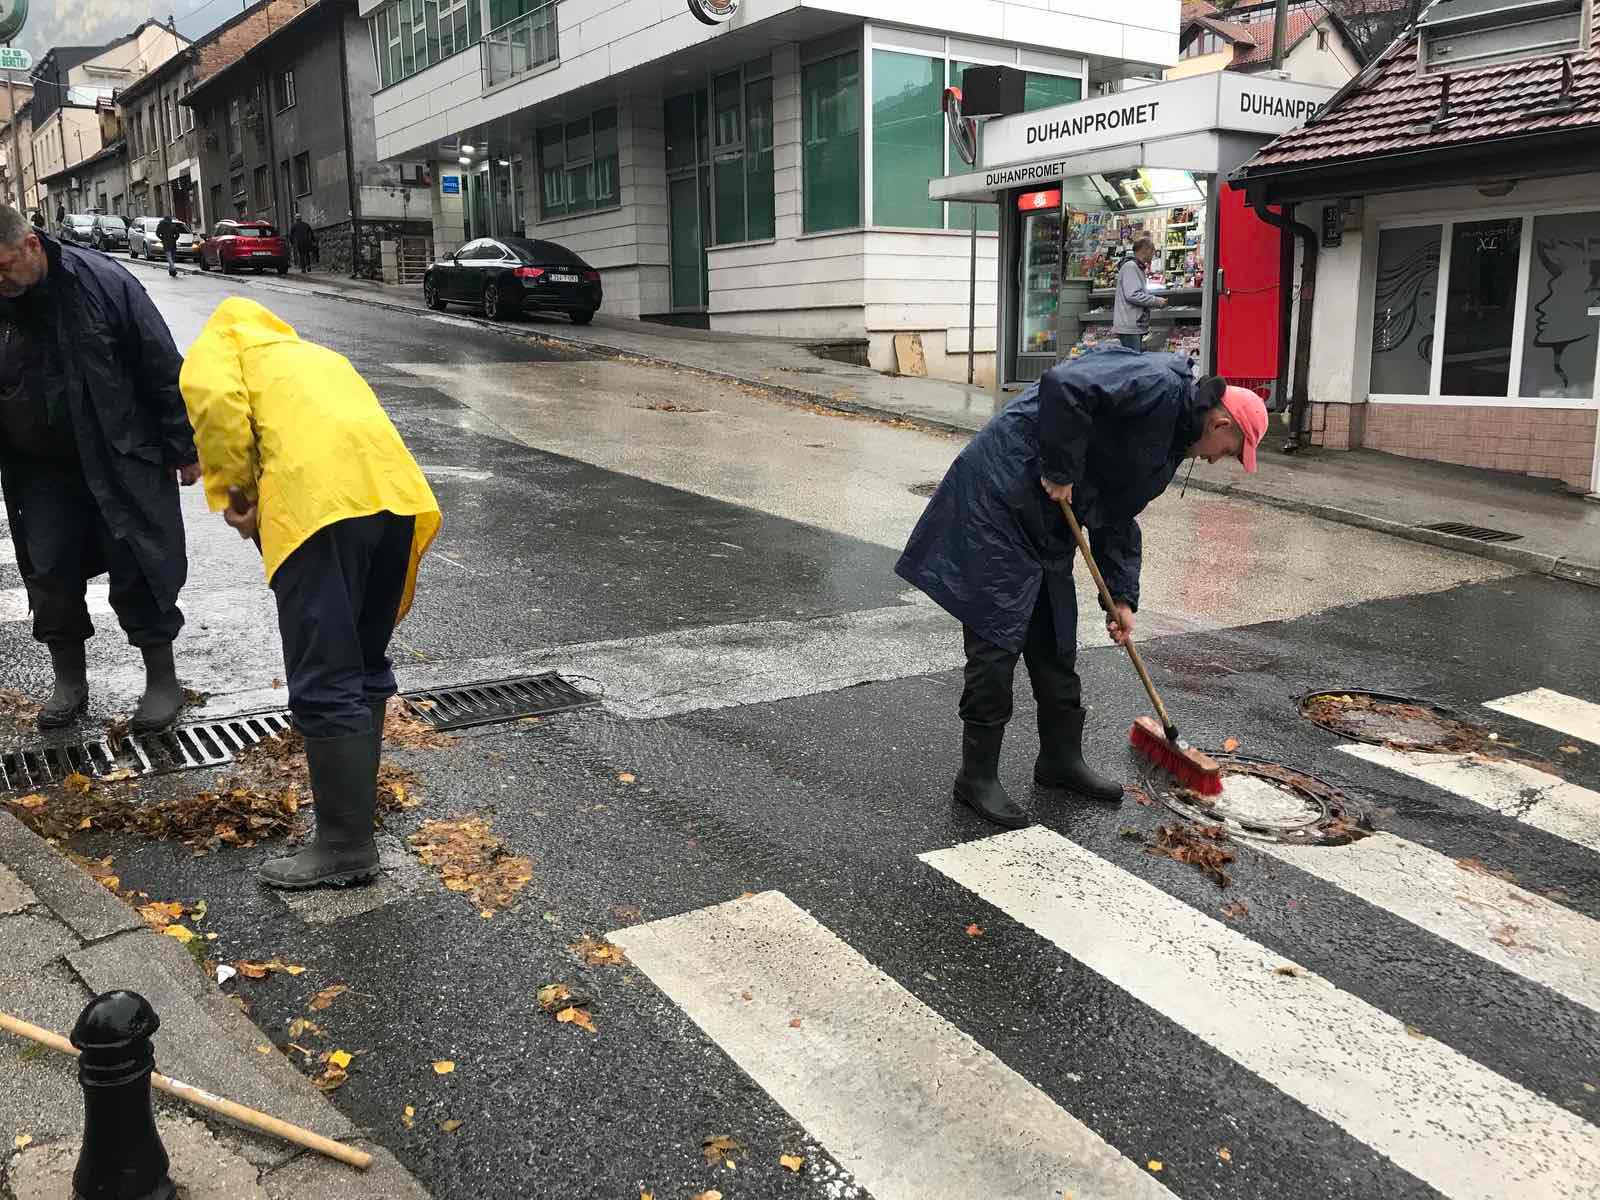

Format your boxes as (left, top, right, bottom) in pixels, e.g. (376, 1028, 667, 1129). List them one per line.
(980, 73, 1333, 170)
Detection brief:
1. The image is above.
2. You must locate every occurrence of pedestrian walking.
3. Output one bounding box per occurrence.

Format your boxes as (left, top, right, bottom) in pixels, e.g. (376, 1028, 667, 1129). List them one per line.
(29, 211, 44, 233)
(1111, 237, 1168, 351)
(289, 215, 314, 274)
(156, 214, 182, 278)
(895, 346, 1267, 829)
(180, 298, 441, 890)
(0, 204, 200, 731)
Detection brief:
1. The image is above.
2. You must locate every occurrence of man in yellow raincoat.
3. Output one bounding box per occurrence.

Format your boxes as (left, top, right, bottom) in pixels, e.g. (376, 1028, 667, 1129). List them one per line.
(180, 298, 441, 889)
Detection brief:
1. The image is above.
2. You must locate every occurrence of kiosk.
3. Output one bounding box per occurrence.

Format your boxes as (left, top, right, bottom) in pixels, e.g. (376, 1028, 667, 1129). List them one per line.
(933, 72, 1334, 395)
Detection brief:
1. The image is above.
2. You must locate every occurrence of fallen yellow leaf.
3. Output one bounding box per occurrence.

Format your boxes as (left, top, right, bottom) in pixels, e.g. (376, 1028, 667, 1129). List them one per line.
(571, 936, 627, 967)
(964, 922, 983, 937)
(618, 772, 636, 784)
(254, 1044, 272, 1055)
(162, 923, 197, 944)
(328, 1049, 354, 1070)
(14, 1134, 32, 1150)
(402, 1105, 415, 1129)
(309, 984, 349, 1012)
(779, 1153, 804, 1172)
(63, 773, 92, 797)
(702, 1135, 742, 1165)
(432, 1060, 455, 1074)
(16, 794, 44, 809)
(1558, 745, 1582, 755)
(1218, 1147, 1232, 1162)
(1222, 737, 1240, 752)
(479, 909, 495, 919)
(640, 1192, 653, 1200)
(439, 1118, 463, 1133)
(77, 816, 93, 830)
(281, 963, 307, 976)
(555, 1005, 597, 1033)
(691, 1191, 723, 1200)
(537, 984, 572, 1011)
(1147, 1160, 1163, 1172)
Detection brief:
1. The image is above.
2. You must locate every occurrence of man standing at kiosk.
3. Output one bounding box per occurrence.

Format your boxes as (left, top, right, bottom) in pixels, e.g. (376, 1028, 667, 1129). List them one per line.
(1112, 237, 1167, 350)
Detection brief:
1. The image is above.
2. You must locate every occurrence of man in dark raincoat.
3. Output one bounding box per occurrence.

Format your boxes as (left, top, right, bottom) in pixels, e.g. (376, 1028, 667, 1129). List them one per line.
(896, 345, 1266, 828)
(0, 205, 200, 731)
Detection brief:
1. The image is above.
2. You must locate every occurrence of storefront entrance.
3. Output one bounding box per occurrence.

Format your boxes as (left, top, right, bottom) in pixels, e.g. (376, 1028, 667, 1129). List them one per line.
(665, 89, 711, 313)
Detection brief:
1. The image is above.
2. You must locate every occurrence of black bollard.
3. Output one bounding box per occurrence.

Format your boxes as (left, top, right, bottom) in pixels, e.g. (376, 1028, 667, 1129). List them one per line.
(70, 990, 176, 1200)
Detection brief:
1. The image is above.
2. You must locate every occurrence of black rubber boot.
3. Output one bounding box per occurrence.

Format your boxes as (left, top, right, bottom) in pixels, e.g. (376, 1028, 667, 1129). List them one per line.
(130, 644, 183, 733)
(39, 642, 89, 728)
(953, 724, 1030, 829)
(258, 732, 380, 889)
(368, 698, 388, 774)
(1035, 705, 1124, 802)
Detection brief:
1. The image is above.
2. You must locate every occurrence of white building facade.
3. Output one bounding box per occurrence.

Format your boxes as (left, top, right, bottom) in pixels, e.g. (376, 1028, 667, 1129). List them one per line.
(359, 0, 1179, 381)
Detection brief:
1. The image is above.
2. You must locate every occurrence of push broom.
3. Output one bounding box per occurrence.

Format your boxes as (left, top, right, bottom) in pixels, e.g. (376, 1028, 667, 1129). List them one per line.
(1057, 498, 1222, 795)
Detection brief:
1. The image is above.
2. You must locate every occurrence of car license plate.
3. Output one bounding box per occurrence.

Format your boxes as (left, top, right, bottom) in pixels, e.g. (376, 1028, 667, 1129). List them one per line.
(253, 251, 272, 256)
(549, 273, 580, 283)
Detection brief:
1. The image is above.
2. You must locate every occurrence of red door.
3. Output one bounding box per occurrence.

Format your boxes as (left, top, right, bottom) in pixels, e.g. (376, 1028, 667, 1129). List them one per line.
(1215, 183, 1284, 406)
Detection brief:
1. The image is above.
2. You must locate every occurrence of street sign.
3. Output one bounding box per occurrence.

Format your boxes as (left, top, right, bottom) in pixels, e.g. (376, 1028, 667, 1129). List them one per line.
(0, 46, 28, 71)
(440, 174, 460, 196)
(0, 0, 28, 46)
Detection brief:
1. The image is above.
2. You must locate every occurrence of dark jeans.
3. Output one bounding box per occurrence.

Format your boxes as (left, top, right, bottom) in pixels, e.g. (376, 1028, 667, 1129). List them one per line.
(296, 246, 313, 272)
(271, 511, 415, 739)
(7, 457, 182, 647)
(1117, 333, 1145, 351)
(163, 244, 177, 274)
(959, 574, 1081, 728)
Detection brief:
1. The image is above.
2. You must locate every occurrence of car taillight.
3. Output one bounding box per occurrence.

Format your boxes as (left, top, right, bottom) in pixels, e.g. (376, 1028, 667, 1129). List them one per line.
(582, 270, 600, 282)
(514, 266, 544, 279)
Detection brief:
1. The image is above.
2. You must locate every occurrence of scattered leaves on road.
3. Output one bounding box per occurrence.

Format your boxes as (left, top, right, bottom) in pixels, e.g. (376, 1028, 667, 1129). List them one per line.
(1273, 965, 1301, 978)
(617, 772, 637, 784)
(327, 1049, 354, 1070)
(1147, 1160, 1163, 1172)
(63, 772, 93, 797)
(162, 923, 197, 944)
(1490, 923, 1530, 950)
(1222, 737, 1240, 752)
(646, 401, 707, 414)
(287, 1018, 322, 1040)
(556, 1005, 597, 1034)
(409, 817, 532, 915)
(234, 959, 306, 979)
(964, 922, 983, 937)
(571, 936, 627, 967)
(1145, 823, 1235, 888)
(1220, 901, 1250, 920)
(690, 1191, 722, 1200)
(1457, 857, 1518, 884)
(313, 1049, 352, 1091)
(254, 1044, 272, 1055)
(1126, 784, 1154, 807)
(1405, 1025, 1427, 1040)
(384, 699, 459, 750)
(14, 1134, 33, 1150)
(432, 1060, 455, 1075)
(0, 689, 42, 724)
(702, 1135, 743, 1166)
(779, 1153, 805, 1172)
(309, 984, 349, 1011)
(1217, 1147, 1232, 1162)
(1558, 744, 1582, 755)
(402, 1105, 415, 1130)
(1118, 825, 1143, 840)
(439, 1119, 463, 1133)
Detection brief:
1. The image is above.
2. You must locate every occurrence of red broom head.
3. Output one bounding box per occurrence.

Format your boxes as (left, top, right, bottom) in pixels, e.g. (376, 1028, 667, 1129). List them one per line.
(1129, 716, 1224, 795)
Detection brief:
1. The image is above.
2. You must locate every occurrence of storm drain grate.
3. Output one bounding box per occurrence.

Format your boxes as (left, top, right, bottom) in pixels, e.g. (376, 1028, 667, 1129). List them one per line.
(402, 673, 598, 731)
(1418, 521, 1523, 544)
(0, 712, 294, 794)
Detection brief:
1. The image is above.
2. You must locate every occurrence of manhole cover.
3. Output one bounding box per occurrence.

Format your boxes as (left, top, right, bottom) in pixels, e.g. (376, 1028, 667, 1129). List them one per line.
(908, 480, 939, 497)
(1150, 754, 1366, 845)
(1300, 690, 1487, 752)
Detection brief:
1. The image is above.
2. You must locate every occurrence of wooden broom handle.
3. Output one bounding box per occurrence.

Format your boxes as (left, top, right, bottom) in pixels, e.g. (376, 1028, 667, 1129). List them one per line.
(1056, 497, 1177, 737)
(0, 1010, 372, 1170)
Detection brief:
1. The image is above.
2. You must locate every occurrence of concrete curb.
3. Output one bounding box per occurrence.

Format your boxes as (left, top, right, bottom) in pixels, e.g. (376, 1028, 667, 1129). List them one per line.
(125, 256, 1599, 588)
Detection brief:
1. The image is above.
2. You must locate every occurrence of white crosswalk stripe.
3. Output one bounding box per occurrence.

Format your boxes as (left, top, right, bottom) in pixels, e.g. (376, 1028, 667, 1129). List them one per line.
(0, 584, 112, 623)
(922, 825, 1600, 1200)
(1340, 743, 1600, 856)
(1484, 687, 1600, 747)
(610, 890, 1174, 1200)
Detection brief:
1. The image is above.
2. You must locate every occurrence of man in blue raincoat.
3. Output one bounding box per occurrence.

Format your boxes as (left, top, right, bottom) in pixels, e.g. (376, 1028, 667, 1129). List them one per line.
(896, 345, 1266, 829)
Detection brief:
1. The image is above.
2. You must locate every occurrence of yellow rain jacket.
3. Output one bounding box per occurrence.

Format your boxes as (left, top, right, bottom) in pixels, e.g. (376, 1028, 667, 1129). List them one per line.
(179, 298, 441, 619)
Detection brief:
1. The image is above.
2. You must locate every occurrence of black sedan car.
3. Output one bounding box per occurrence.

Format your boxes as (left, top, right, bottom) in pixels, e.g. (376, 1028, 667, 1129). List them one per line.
(423, 236, 601, 324)
(60, 213, 97, 245)
(90, 214, 130, 252)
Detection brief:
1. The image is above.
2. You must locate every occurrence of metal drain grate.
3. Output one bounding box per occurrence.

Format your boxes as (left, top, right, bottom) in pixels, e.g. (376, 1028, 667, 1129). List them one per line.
(0, 712, 294, 794)
(1418, 521, 1522, 543)
(403, 673, 598, 731)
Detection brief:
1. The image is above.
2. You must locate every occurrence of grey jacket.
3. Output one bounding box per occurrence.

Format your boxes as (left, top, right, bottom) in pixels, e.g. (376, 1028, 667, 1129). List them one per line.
(1112, 257, 1160, 335)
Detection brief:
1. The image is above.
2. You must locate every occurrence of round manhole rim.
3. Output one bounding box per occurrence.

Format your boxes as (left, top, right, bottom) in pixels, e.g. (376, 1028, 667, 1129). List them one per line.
(1146, 751, 1368, 846)
(1297, 688, 1485, 750)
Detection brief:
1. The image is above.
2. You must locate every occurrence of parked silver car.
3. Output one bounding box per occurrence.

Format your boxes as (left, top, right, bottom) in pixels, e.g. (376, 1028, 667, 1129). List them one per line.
(128, 216, 199, 262)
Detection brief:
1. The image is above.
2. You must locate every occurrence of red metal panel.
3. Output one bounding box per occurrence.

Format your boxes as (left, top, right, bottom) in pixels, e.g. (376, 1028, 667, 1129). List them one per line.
(1215, 182, 1282, 396)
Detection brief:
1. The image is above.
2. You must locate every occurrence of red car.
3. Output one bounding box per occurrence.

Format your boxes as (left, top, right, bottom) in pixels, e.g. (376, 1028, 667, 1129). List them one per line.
(198, 219, 290, 275)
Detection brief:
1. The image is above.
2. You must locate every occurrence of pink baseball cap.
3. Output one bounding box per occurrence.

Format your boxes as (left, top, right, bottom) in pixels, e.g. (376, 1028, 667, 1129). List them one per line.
(1220, 385, 1269, 473)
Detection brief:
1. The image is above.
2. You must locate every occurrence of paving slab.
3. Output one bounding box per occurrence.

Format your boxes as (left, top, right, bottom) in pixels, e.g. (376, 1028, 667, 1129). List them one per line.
(8, 1117, 267, 1200)
(0, 923, 93, 1150)
(261, 1141, 433, 1200)
(0, 862, 36, 915)
(0, 813, 143, 942)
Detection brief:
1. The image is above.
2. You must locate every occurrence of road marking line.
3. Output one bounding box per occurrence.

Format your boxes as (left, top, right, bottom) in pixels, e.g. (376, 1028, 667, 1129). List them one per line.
(1340, 744, 1600, 856)
(1483, 688, 1600, 747)
(609, 890, 1174, 1200)
(921, 826, 1600, 1200)
(1233, 787, 1600, 1013)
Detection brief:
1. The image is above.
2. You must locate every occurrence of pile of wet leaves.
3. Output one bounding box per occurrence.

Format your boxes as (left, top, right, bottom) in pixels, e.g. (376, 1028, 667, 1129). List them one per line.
(408, 816, 531, 917)
(1301, 692, 1487, 753)
(0, 688, 41, 727)
(1145, 821, 1235, 888)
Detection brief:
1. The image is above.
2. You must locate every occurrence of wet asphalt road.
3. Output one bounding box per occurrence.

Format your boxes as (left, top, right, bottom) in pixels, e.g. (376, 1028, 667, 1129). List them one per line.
(3, 264, 1598, 1200)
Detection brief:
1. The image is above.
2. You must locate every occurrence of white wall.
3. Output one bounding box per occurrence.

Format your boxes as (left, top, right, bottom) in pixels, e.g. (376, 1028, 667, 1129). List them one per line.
(1282, 24, 1362, 88)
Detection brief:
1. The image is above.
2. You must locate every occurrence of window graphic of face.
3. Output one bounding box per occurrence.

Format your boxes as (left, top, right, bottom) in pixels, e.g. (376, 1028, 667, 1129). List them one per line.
(1530, 233, 1600, 391)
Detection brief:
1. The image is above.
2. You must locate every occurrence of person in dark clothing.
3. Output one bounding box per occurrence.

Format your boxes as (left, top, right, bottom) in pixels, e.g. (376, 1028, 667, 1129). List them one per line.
(0, 205, 201, 732)
(895, 346, 1267, 829)
(54, 203, 64, 232)
(289, 215, 314, 273)
(155, 215, 182, 278)
(29, 211, 44, 233)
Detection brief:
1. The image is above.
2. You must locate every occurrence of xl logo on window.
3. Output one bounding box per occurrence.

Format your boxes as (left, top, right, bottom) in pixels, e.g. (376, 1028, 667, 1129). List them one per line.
(687, 0, 738, 23)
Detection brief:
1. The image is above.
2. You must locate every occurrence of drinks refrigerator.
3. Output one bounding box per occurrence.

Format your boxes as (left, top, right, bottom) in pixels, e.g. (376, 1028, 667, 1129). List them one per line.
(1018, 203, 1064, 365)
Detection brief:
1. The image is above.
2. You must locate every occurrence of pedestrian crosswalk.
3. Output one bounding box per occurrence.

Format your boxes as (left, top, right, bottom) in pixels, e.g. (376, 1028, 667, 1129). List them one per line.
(614, 686, 1600, 1200)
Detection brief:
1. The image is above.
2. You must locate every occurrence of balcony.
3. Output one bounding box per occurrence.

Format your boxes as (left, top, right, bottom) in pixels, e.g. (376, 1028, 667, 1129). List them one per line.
(481, 1, 559, 92)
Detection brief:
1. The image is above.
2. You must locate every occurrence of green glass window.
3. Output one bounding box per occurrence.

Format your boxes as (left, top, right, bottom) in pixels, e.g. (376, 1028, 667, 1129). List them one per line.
(802, 51, 861, 233)
(1024, 71, 1082, 112)
(536, 106, 619, 221)
(538, 125, 564, 217)
(593, 107, 619, 207)
(871, 51, 943, 230)
(745, 77, 775, 241)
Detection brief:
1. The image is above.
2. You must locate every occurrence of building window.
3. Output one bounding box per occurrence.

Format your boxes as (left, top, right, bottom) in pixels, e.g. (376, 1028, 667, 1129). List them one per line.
(1442, 218, 1523, 396)
(253, 164, 271, 212)
(872, 51, 943, 230)
(707, 63, 775, 245)
(1370, 225, 1441, 397)
(149, 108, 159, 156)
(209, 183, 222, 226)
(230, 171, 246, 217)
(801, 50, 861, 233)
(536, 105, 619, 220)
(370, 0, 478, 90)
(293, 152, 312, 196)
(274, 70, 296, 112)
(130, 112, 141, 158)
(1317, 28, 1329, 50)
(181, 83, 195, 133)
(226, 97, 241, 158)
(1521, 211, 1600, 399)
(162, 97, 173, 144)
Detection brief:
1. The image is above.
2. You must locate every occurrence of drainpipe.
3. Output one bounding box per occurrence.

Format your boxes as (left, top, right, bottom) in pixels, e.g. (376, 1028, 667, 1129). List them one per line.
(336, 11, 361, 277)
(1249, 197, 1318, 452)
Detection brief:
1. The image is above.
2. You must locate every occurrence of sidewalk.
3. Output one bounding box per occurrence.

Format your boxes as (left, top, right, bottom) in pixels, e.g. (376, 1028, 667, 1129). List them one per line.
(133, 256, 1600, 587)
(0, 811, 428, 1199)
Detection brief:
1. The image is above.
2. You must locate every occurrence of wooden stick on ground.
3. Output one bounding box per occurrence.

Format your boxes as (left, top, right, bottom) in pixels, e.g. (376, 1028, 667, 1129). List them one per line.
(0, 1010, 372, 1170)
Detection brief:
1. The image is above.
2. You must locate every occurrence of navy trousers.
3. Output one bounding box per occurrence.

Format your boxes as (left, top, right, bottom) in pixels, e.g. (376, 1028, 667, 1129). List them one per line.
(271, 512, 414, 739)
(959, 573, 1082, 728)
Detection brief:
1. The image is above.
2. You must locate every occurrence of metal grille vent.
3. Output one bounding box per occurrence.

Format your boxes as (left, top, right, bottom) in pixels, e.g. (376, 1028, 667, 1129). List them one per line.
(1418, 522, 1522, 544)
(403, 673, 597, 731)
(0, 713, 294, 794)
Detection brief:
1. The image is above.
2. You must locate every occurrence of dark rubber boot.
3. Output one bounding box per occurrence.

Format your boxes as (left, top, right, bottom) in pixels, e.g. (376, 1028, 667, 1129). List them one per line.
(953, 724, 1030, 829)
(258, 732, 380, 889)
(39, 642, 89, 729)
(130, 644, 183, 733)
(368, 698, 388, 774)
(1035, 705, 1124, 802)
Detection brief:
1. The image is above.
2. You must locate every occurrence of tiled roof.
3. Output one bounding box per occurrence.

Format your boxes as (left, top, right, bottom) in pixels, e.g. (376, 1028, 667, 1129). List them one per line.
(1230, 11, 1320, 66)
(1242, 7, 1600, 172)
(1201, 16, 1261, 45)
(1181, 1, 1219, 21)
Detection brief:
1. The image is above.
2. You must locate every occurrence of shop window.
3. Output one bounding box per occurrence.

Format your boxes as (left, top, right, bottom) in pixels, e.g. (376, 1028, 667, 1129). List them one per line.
(802, 51, 861, 233)
(1520, 210, 1600, 399)
(1441, 217, 1522, 397)
(1370, 225, 1441, 396)
(537, 106, 619, 220)
(872, 51, 943, 230)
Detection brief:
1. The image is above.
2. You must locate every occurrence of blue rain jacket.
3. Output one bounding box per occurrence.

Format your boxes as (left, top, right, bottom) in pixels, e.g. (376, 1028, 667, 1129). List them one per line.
(895, 346, 1205, 654)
